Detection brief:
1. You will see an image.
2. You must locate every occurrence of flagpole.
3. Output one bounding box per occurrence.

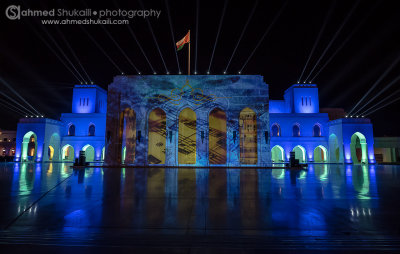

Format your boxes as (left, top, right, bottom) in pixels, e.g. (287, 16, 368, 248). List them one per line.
(188, 30, 191, 75)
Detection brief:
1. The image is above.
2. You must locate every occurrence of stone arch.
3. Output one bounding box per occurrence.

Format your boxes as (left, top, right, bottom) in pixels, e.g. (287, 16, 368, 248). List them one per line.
(314, 145, 327, 162)
(61, 144, 74, 161)
(209, 108, 227, 164)
(351, 132, 368, 164)
(271, 123, 281, 137)
(271, 145, 285, 162)
(82, 144, 95, 162)
(329, 134, 340, 162)
(293, 145, 306, 163)
(239, 107, 257, 164)
(21, 131, 37, 161)
(148, 108, 167, 164)
(178, 108, 196, 164)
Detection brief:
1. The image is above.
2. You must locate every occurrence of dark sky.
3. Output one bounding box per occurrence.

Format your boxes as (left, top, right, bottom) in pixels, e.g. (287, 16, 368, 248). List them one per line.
(0, 0, 399, 136)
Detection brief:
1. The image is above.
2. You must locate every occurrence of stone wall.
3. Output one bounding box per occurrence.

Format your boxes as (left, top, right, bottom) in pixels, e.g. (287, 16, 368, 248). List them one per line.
(105, 75, 270, 166)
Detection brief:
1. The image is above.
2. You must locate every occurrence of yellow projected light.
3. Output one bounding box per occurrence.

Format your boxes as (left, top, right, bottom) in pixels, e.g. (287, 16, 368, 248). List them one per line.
(178, 108, 196, 164)
(209, 108, 227, 164)
(239, 107, 257, 164)
(148, 108, 167, 164)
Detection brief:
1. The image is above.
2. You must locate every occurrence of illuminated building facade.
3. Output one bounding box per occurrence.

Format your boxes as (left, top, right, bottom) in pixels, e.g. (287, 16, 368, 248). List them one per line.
(13, 75, 377, 165)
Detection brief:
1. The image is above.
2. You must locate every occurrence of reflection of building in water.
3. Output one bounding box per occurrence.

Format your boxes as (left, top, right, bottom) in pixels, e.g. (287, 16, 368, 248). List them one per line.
(13, 75, 383, 165)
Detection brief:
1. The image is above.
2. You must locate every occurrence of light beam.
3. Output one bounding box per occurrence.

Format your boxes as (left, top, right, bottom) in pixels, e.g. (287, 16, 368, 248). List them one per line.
(310, 1, 380, 82)
(195, 0, 199, 73)
(100, 25, 140, 74)
(360, 88, 400, 116)
(55, 27, 92, 82)
(240, 1, 288, 73)
(0, 91, 36, 116)
(304, 0, 360, 82)
(165, 0, 181, 73)
(225, 0, 258, 73)
(0, 77, 41, 115)
(138, 0, 168, 73)
(348, 54, 400, 115)
(353, 72, 400, 115)
(298, 1, 336, 82)
(25, 21, 83, 83)
(80, 25, 124, 74)
(40, 25, 88, 83)
(208, 0, 228, 73)
(364, 96, 400, 117)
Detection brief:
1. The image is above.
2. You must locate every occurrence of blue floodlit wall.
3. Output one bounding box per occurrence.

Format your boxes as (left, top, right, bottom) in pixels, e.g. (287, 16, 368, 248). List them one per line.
(104, 75, 270, 166)
(270, 113, 329, 162)
(15, 118, 63, 162)
(15, 85, 106, 162)
(329, 118, 375, 164)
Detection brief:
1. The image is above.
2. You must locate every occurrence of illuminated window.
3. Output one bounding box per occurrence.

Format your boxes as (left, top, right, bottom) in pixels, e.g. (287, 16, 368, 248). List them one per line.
(87, 98, 89, 106)
(293, 124, 300, 137)
(271, 124, 280, 137)
(309, 97, 312, 106)
(88, 124, 95, 136)
(68, 124, 75, 136)
(313, 124, 321, 137)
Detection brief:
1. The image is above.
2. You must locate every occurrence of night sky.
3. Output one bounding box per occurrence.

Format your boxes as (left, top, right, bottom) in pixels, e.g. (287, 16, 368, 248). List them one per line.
(0, 0, 399, 136)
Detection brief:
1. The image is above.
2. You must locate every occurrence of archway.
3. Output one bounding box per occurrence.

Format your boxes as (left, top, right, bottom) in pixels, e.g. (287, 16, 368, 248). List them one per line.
(101, 147, 105, 161)
(178, 108, 196, 164)
(271, 145, 284, 162)
(61, 145, 74, 161)
(271, 123, 281, 137)
(239, 107, 257, 164)
(350, 132, 368, 164)
(209, 108, 227, 164)
(82, 144, 95, 162)
(68, 124, 75, 136)
(148, 108, 167, 164)
(314, 145, 327, 162)
(293, 145, 306, 163)
(119, 108, 136, 164)
(48, 146, 54, 161)
(88, 124, 95, 136)
(21, 131, 37, 161)
(48, 133, 60, 161)
(313, 124, 321, 137)
(329, 134, 340, 163)
(293, 124, 300, 137)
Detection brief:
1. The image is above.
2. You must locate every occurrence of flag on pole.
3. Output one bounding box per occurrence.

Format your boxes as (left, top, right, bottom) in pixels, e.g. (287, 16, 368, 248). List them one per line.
(176, 31, 190, 51)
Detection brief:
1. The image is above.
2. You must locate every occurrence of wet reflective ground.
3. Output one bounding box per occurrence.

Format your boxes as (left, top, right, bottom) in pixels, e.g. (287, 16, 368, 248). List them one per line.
(0, 163, 400, 253)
